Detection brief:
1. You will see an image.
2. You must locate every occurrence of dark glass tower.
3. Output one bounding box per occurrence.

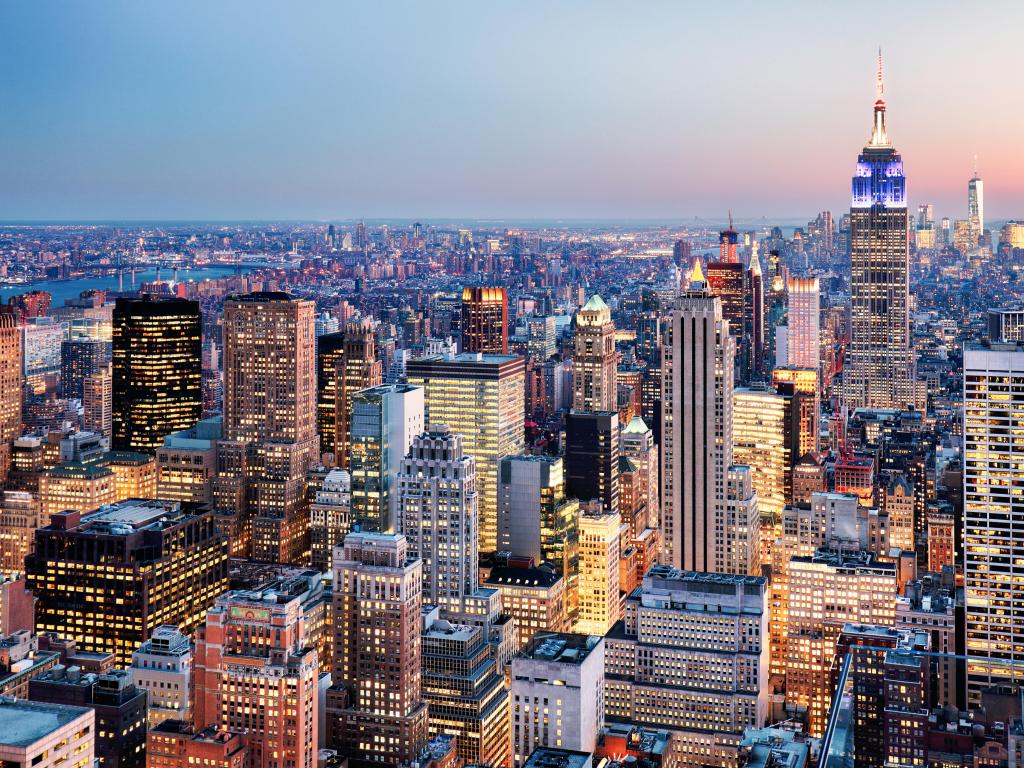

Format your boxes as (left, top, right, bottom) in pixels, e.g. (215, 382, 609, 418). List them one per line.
(846, 53, 915, 409)
(112, 296, 202, 452)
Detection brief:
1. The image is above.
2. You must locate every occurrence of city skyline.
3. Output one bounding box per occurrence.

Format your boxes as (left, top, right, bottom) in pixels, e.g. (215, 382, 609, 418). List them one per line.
(2, 2, 1022, 221)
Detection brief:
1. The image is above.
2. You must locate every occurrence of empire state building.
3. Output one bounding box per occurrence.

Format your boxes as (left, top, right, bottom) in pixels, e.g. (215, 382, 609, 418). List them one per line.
(845, 53, 916, 410)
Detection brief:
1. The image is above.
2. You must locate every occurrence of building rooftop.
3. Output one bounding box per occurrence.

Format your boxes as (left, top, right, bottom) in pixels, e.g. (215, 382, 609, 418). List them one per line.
(485, 565, 562, 589)
(522, 747, 593, 768)
(83, 499, 188, 529)
(0, 698, 92, 747)
(519, 632, 601, 665)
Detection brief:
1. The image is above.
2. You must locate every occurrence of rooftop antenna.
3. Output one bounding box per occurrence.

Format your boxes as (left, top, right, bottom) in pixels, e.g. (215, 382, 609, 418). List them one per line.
(728, 210, 734, 231)
(876, 46, 884, 102)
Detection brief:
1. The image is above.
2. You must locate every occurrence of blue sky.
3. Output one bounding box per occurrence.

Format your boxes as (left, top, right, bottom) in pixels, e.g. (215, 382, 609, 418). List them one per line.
(1, 1, 1021, 221)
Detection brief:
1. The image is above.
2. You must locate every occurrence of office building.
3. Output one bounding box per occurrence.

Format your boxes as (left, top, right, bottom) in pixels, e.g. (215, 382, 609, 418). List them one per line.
(193, 588, 319, 768)
(987, 306, 1024, 343)
(349, 384, 424, 532)
(29, 668, 147, 768)
(785, 550, 896, 736)
(0, 491, 41, 574)
(724, 466, 760, 576)
(112, 297, 202, 453)
(421, 615, 510, 767)
(309, 467, 351, 571)
(155, 417, 221, 505)
(604, 569, 769, 768)
(511, 633, 605, 767)
(733, 384, 801, 522)
(785, 277, 820, 373)
(129, 626, 192, 727)
(407, 353, 525, 554)
(620, 416, 658, 532)
(60, 337, 110, 401)
(705, 261, 746, 332)
(398, 426, 478, 615)
(328, 532, 429, 766)
(661, 262, 736, 572)
(527, 315, 557, 360)
(772, 367, 819, 456)
(963, 342, 1024, 703)
(20, 317, 63, 395)
(484, 565, 569, 648)
(846, 58, 915, 409)
(222, 292, 319, 562)
(968, 168, 984, 244)
(316, 322, 382, 468)
(748, 248, 765, 376)
(564, 411, 619, 515)
(461, 286, 508, 354)
(575, 508, 623, 636)
(498, 455, 580, 608)
(82, 369, 112, 438)
(146, 722, 247, 768)
(26, 499, 228, 667)
(0, 698, 94, 768)
(573, 295, 617, 412)
(0, 311, 22, 483)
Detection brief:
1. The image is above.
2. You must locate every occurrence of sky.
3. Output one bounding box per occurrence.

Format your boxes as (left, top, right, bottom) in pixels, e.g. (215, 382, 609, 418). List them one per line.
(1, 1, 1022, 222)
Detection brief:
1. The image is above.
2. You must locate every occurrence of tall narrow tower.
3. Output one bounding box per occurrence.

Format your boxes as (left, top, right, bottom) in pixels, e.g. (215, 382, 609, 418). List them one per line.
(968, 160, 984, 246)
(572, 295, 617, 412)
(846, 52, 915, 409)
(661, 260, 736, 572)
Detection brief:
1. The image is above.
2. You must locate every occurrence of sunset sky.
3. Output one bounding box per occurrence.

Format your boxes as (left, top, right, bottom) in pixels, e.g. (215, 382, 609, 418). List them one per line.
(2, 1, 1021, 222)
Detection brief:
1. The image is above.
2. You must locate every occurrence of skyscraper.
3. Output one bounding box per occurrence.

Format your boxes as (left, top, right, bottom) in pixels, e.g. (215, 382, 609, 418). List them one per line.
(328, 532, 429, 767)
(407, 353, 525, 553)
(661, 261, 736, 572)
(785, 276, 820, 373)
(222, 292, 318, 562)
(397, 425, 478, 614)
(968, 165, 984, 245)
(461, 286, 508, 354)
(61, 337, 111, 401)
(112, 297, 202, 453)
(349, 384, 424, 532)
(846, 55, 915, 409)
(574, 507, 623, 636)
(572, 295, 617, 412)
(963, 342, 1024, 704)
(564, 411, 619, 516)
(317, 322, 382, 468)
(82, 369, 112, 439)
(0, 310, 22, 483)
(747, 247, 765, 376)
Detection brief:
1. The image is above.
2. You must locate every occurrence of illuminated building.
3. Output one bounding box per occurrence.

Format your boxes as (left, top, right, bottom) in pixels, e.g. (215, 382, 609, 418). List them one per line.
(20, 318, 63, 395)
(398, 426, 478, 615)
(572, 295, 617, 412)
(719, 222, 739, 263)
(772, 366, 819, 456)
(661, 261, 738, 572)
(317, 322, 382, 468)
(785, 277, 820, 373)
(25, 499, 228, 668)
(603, 569, 769, 768)
(146, 722, 246, 768)
(498, 455, 579, 619)
(879, 474, 914, 552)
(0, 311, 22, 483)
(963, 342, 1024, 704)
(223, 292, 319, 563)
(1001, 221, 1024, 250)
(349, 384, 424, 532)
(407, 353, 525, 554)
(927, 508, 955, 573)
(193, 587, 319, 768)
(526, 315, 556, 361)
(846, 54, 915, 410)
(82, 369, 112, 438)
(484, 565, 568, 648)
(0, 630, 61, 701)
(705, 261, 746, 331)
(112, 297, 202, 453)
(107, 450, 157, 500)
(784, 550, 895, 736)
(421, 616, 510, 767)
(594, 723, 678, 767)
(156, 417, 221, 505)
(309, 468, 351, 571)
(0, 491, 41, 573)
(620, 416, 658, 533)
(60, 337, 109, 401)
(510, 633, 605, 767)
(725, 466, 760, 576)
(733, 384, 801, 522)
(0, 699, 94, 768)
(988, 306, 1024, 343)
(896, 579, 959, 709)
(968, 168, 984, 244)
(748, 247, 765, 376)
(461, 286, 508, 354)
(328, 532, 428, 767)
(575, 508, 624, 636)
(38, 462, 115, 518)
(564, 411, 619, 515)
(129, 626, 192, 727)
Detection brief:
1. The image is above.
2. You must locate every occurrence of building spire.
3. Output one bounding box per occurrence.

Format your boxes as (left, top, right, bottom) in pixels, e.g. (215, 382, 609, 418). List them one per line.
(869, 47, 889, 147)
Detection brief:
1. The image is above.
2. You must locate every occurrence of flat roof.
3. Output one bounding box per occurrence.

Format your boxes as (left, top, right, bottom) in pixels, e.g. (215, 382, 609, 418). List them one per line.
(0, 699, 91, 746)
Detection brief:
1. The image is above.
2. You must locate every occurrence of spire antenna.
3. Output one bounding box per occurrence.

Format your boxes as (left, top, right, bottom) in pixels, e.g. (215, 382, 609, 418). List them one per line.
(876, 47, 885, 102)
